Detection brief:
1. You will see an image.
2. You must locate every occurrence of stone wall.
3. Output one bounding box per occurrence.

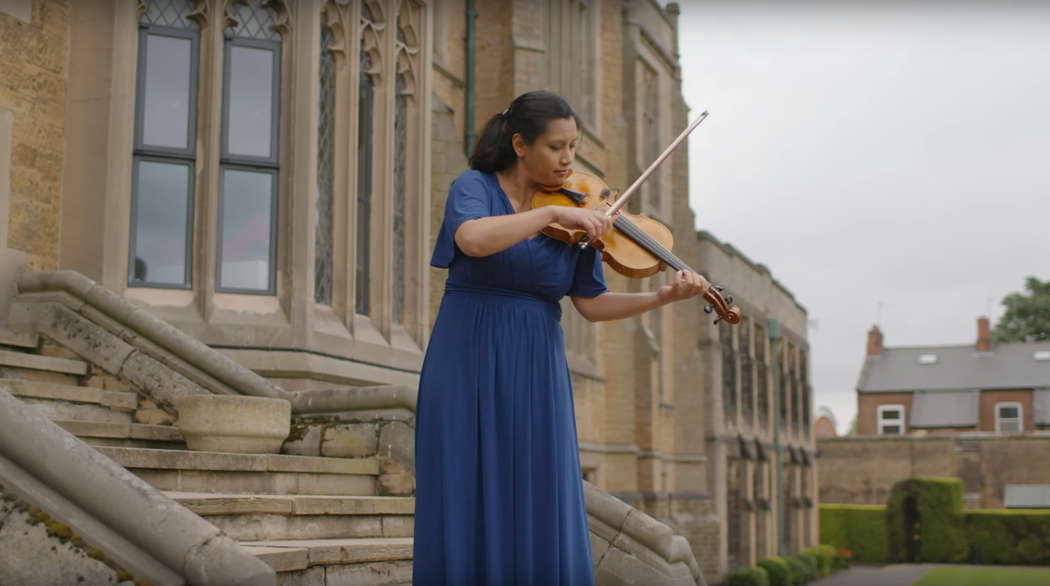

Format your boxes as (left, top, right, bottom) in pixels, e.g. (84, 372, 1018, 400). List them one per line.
(0, 0, 68, 272)
(818, 434, 1050, 508)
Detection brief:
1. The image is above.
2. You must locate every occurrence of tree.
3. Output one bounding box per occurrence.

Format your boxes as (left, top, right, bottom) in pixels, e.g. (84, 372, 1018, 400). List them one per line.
(993, 276, 1050, 342)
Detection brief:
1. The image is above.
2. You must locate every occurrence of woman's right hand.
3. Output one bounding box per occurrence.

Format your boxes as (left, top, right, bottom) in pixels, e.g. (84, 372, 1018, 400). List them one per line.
(550, 206, 615, 242)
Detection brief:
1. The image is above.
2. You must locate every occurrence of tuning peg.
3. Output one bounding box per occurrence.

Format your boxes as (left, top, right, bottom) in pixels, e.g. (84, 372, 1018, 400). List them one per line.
(713, 318, 721, 325)
(725, 295, 734, 305)
(714, 285, 725, 292)
(704, 305, 714, 314)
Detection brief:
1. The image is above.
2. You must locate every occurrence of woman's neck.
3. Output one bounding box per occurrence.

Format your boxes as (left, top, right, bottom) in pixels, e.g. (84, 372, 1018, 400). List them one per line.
(495, 165, 536, 212)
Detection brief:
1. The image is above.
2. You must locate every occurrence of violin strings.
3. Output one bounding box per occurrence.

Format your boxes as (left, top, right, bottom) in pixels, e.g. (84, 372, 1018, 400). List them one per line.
(612, 216, 691, 272)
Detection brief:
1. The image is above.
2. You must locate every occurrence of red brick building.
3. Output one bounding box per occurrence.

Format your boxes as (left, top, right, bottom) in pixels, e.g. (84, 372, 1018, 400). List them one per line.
(856, 317, 1050, 436)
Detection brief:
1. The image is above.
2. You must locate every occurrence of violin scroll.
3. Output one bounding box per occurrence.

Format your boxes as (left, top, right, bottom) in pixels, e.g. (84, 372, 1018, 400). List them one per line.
(703, 285, 742, 325)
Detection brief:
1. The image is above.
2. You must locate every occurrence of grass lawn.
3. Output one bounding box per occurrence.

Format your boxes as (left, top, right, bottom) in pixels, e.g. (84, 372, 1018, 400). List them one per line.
(912, 566, 1050, 586)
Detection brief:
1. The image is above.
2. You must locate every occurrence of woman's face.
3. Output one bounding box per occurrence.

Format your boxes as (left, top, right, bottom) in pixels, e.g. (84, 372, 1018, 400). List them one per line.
(513, 117, 579, 187)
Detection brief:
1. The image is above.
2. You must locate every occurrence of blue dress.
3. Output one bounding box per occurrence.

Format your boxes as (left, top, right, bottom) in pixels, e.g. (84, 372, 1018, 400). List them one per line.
(412, 170, 606, 585)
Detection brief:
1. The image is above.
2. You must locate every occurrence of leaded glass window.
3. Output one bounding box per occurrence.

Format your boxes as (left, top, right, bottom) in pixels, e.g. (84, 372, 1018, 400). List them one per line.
(129, 0, 200, 288)
(779, 345, 789, 426)
(740, 319, 753, 418)
(721, 321, 737, 419)
(217, 0, 282, 294)
(315, 24, 335, 305)
(800, 351, 810, 429)
(640, 62, 660, 216)
(756, 325, 769, 424)
(552, 0, 597, 128)
(392, 69, 407, 324)
(355, 35, 375, 315)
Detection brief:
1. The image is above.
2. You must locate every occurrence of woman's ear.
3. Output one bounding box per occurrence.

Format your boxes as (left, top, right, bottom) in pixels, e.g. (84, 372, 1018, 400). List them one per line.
(511, 133, 526, 158)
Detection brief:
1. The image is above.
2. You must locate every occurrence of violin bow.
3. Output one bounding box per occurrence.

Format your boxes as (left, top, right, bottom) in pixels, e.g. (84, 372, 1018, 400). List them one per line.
(579, 110, 742, 326)
(577, 110, 707, 248)
(604, 110, 709, 218)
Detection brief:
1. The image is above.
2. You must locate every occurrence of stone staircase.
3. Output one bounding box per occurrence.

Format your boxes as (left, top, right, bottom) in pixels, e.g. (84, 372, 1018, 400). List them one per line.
(0, 340, 415, 585)
(2, 270, 706, 585)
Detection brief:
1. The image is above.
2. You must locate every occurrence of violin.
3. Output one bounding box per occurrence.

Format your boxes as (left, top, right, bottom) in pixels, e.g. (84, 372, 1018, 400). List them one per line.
(533, 170, 742, 325)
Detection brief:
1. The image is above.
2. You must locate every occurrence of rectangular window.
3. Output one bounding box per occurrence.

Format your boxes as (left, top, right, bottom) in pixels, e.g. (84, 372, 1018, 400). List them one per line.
(129, 15, 199, 289)
(217, 168, 277, 292)
(129, 158, 194, 285)
(138, 33, 196, 152)
(218, 20, 281, 294)
(996, 402, 1023, 433)
(223, 44, 279, 162)
(878, 404, 905, 435)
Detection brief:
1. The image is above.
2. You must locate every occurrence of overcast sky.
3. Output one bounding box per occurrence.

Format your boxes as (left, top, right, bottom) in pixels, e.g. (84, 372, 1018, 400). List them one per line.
(676, 0, 1050, 433)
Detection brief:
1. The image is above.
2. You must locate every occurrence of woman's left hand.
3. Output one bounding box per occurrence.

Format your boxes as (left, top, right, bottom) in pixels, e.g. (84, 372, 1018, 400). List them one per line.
(657, 270, 711, 304)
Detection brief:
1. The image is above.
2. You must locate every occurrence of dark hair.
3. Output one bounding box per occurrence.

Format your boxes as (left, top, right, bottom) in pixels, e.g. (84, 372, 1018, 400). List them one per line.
(469, 90, 580, 173)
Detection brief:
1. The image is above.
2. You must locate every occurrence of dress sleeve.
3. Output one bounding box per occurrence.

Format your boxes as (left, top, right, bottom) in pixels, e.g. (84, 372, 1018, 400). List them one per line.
(431, 171, 494, 268)
(567, 246, 608, 298)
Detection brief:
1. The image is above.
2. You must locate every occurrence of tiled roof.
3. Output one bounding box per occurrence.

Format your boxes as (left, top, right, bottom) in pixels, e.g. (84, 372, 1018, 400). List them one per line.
(1036, 389, 1050, 425)
(858, 342, 1050, 392)
(909, 390, 979, 427)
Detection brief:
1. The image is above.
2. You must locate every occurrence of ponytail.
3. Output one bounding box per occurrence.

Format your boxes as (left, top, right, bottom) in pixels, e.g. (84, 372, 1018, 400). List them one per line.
(469, 91, 580, 173)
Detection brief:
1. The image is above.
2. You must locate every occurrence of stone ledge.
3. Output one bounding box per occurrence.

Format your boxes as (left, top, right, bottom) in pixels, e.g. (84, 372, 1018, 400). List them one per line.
(0, 378, 136, 409)
(167, 492, 415, 517)
(249, 537, 414, 566)
(54, 420, 183, 443)
(96, 446, 380, 476)
(0, 348, 87, 375)
(240, 545, 310, 572)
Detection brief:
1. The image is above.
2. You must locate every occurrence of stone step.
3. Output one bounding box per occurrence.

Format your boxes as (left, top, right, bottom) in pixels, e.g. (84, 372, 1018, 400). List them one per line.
(0, 329, 38, 349)
(57, 420, 185, 449)
(96, 447, 379, 496)
(167, 492, 414, 541)
(0, 348, 88, 376)
(242, 537, 413, 581)
(22, 398, 133, 424)
(0, 378, 137, 411)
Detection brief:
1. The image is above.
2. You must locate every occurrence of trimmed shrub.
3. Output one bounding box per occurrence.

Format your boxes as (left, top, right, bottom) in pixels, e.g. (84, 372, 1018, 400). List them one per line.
(727, 566, 770, 586)
(966, 509, 1050, 565)
(757, 556, 791, 586)
(783, 554, 811, 585)
(797, 550, 821, 580)
(807, 544, 837, 575)
(819, 504, 889, 563)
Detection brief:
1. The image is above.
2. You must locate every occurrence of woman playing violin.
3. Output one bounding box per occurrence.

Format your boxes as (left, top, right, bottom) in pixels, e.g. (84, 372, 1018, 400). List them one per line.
(412, 90, 710, 586)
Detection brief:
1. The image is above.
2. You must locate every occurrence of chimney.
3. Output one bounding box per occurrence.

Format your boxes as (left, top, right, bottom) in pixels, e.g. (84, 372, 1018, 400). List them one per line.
(867, 325, 883, 356)
(977, 316, 992, 352)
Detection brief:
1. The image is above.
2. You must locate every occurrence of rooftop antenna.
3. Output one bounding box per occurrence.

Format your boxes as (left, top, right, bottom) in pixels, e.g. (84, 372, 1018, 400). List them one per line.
(875, 301, 885, 326)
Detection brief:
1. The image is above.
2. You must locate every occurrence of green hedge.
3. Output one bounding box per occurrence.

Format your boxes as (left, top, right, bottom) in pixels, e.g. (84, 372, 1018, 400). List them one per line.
(966, 509, 1050, 565)
(727, 566, 770, 586)
(757, 556, 791, 586)
(887, 477, 968, 563)
(819, 504, 889, 562)
(826, 478, 1050, 567)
